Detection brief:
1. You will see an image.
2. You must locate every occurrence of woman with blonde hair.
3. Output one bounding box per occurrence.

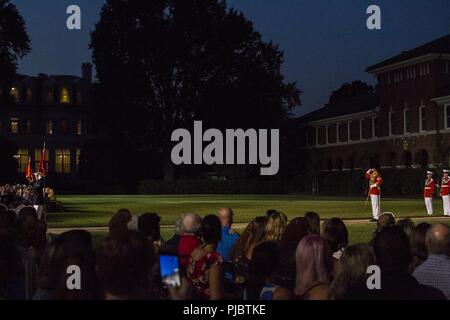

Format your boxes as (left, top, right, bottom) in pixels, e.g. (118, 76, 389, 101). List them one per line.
(264, 211, 287, 242)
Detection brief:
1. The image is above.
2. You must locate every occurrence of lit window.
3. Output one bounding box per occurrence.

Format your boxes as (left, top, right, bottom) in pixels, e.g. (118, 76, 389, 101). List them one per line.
(16, 149, 29, 173)
(60, 87, 71, 104)
(10, 87, 19, 102)
(76, 148, 81, 172)
(55, 149, 71, 174)
(10, 118, 19, 134)
(76, 121, 83, 135)
(35, 149, 49, 172)
(46, 121, 53, 135)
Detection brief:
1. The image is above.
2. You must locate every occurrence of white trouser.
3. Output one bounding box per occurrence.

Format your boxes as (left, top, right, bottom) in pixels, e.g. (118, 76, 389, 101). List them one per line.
(443, 195, 450, 216)
(424, 197, 433, 215)
(33, 205, 45, 220)
(370, 194, 381, 220)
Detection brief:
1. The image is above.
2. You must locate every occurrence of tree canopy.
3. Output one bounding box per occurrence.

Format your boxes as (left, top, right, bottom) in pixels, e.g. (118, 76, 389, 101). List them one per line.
(90, 0, 301, 180)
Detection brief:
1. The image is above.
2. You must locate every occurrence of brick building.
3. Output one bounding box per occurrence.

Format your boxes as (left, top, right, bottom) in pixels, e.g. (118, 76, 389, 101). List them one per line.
(298, 34, 450, 172)
(0, 63, 95, 182)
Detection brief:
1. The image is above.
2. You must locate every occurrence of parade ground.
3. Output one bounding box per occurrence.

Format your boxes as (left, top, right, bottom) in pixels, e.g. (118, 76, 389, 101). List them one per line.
(48, 195, 450, 244)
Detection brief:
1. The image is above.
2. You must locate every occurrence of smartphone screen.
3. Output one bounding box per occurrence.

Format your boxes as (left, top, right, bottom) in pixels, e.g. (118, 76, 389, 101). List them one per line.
(159, 254, 181, 288)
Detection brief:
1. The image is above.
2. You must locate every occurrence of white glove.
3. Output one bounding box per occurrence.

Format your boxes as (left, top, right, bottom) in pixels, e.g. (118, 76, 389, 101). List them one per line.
(370, 184, 378, 188)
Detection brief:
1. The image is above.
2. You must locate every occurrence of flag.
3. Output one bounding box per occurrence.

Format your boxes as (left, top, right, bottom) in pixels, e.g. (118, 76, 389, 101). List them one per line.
(26, 157, 33, 179)
(39, 142, 47, 177)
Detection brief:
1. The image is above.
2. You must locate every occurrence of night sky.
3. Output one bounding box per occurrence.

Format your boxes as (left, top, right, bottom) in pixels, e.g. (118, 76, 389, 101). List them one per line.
(13, 0, 450, 116)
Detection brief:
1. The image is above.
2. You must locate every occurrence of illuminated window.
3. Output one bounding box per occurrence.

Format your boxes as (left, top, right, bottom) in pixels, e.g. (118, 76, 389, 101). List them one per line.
(76, 148, 81, 172)
(26, 87, 33, 104)
(60, 120, 69, 135)
(16, 149, 29, 173)
(10, 118, 19, 134)
(26, 120, 32, 134)
(76, 121, 83, 135)
(46, 121, 53, 135)
(35, 149, 49, 172)
(10, 87, 19, 102)
(60, 87, 71, 104)
(55, 149, 71, 174)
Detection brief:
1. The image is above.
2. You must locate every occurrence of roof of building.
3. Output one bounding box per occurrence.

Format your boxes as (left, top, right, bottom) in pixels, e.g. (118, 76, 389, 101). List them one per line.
(297, 92, 379, 124)
(366, 34, 450, 73)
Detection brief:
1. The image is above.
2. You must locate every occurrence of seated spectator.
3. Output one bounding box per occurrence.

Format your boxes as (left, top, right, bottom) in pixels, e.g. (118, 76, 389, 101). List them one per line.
(187, 215, 224, 300)
(162, 215, 183, 253)
(265, 209, 279, 218)
(331, 244, 375, 300)
(96, 230, 156, 300)
(397, 218, 415, 239)
(217, 208, 240, 262)
(344, 226, 446, 300)
(108, 208, 132, 236)
(18, 206, 38, 219)
(322, 218, 348, 260)
(0, 210, 17, 229)
(138, 212, 163, 251)
(304, 211, 320, 234)
(413, 224, 450, 299)
(0, 228, 32, 300)
(34, 230, 101, 300)
(178, 213, 202, 268)
(294, 235, 334, 300)
(274, 217, 310, 289)
(13, 214, 43, 265)
(370, 212, 396, 245)
(411, 223, 432, 269)
(243, 216, 268, 261)
(246, 241, 291, 300)
(264, 211, 287, 242)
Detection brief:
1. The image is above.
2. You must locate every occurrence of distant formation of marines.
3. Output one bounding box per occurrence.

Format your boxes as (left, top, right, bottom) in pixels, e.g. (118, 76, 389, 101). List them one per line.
(365, 168, 450, 221)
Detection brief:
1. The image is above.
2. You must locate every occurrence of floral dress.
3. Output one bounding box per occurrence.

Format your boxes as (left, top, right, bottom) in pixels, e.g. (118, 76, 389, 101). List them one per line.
(187, 251, 223, 299)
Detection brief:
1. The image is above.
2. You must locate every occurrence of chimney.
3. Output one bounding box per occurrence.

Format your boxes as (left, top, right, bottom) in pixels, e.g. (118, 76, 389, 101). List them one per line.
(81, 63, 93, 84)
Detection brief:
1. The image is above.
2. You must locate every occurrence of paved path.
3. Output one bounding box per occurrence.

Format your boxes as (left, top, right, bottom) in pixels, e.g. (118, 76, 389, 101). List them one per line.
(47, 215, 450, 235)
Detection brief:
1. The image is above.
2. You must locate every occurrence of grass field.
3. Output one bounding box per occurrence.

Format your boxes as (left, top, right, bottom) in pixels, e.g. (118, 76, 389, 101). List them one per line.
(49, 195, 450, 244)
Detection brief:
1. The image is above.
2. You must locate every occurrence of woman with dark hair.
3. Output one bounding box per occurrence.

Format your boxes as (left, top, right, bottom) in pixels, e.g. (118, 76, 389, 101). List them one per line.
(294, 235, 334, 300)
(231, 216, 268, 262)
(410, 222, 432, 270)
(246, 241, 290, 300)
(274, 217, 310, 289)
(331, 244, 375, 300)
(397, 218, 415, 239)
(34, 230, 101, 300)
(187, 215, 224, 300)
(304, 212, 320, 234)
(322, 218, 348, 260)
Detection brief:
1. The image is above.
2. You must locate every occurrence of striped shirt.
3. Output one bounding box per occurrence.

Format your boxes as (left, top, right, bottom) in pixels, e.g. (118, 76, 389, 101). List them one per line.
(413, 255, 450, 299)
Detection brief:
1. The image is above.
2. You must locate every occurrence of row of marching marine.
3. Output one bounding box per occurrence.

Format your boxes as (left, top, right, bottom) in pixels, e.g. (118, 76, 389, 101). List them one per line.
(365, 168, 450, 221)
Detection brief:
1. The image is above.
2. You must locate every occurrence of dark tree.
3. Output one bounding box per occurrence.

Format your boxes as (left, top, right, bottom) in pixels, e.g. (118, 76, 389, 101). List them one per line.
(90, 0, 301, 181)
(327, 80, 373, 105)
(0, 0, 31, 104)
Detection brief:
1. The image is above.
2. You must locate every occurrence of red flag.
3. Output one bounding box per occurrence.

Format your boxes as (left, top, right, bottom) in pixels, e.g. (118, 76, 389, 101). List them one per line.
(26, 157, 33, 179)
(39, 143, 47, 177)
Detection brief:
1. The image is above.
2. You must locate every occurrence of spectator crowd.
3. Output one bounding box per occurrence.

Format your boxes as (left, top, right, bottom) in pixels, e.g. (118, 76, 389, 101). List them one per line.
(1, 201, 450, 300)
